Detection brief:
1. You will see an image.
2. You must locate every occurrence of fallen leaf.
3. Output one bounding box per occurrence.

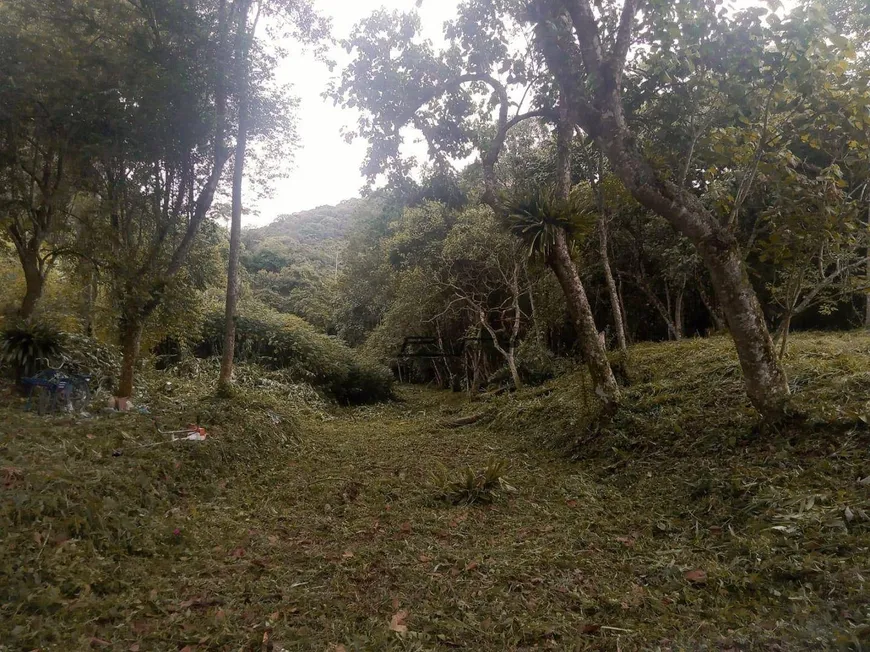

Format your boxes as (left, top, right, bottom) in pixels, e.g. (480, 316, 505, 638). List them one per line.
(342, 550, 355, 559)
(129, 645, 140, 652)
(581, 623, 601, 634)
(333, 646, 348, 652)
(684, 569, 707, 584)
(391, 596, 400, 610)
(464, 561, 478, 572)
(615, 536, 635, 547)
(400, 522, 411, 533)
(229, 547, 245, 558)
(179, 646, 194, 652)
(418, 554, 433, 563)
(86, 433, 95, 439)
(89, 639, 111, 648)
(565, 499, 578, 507)
(389, 610, 409, 633)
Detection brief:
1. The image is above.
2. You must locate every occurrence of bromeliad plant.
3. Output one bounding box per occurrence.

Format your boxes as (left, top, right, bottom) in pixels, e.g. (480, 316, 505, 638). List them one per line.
(503, 186, 595, 259)
(431, 458, 515, 505)
(0, 320, 63, 384)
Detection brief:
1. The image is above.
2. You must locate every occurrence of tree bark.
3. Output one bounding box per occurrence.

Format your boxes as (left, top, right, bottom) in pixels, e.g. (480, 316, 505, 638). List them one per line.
(18, 250, 44, 320)
(697, 278, 726, 332)
(598, 219, 627, 352)
(673, 276, 685, 340)
(218, 0, 254, 390)
(548, 228, 620, 406)
(117, 317, 144, 399)
(779, 311, 792, 359)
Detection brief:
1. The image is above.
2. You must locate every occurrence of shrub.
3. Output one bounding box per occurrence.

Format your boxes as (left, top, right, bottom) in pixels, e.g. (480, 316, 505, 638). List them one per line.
(515, 338, 569, 386)
(0, 320, 63, 383)
(197, 312, 393, 404)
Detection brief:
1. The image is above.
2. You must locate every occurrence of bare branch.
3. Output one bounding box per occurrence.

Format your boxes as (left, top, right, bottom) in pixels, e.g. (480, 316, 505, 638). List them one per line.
(610, 0, 638, 86)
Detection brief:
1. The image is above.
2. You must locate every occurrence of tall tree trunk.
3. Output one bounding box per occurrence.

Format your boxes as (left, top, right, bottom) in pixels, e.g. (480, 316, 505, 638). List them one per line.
(218, 0, 254, 390)
(865, 200, 870, 329)
(598, 219, 627, 352)
(524, 261, 544, 346)
(603, 127, 787, 416)
(552, 106, 619, 409)
(617, 277, 630, 342)
(673, 277, 685, 340)
(80, 266, 98, 336)
(18, 249, 44, 319)
(117, 317, 144, 400)
(548, 229, 619, 406)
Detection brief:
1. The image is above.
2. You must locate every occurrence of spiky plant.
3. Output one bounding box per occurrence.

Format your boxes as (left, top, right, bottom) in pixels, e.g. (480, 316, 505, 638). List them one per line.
(1, 320, 63, 383)
(431, 458, 515, 505)
(502, 185, 595, 258)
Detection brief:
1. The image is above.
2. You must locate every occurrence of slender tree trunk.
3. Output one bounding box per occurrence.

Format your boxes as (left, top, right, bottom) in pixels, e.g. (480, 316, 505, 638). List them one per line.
(697, 278, 726, 332)
(18, 249, 44, 319)
(470, 346, 484, 395)
(117, 317, 144, 400)
(673, 277, 685, 340)
(81, 268, 97, 336)
(218, 1, 254, 390)
(598, 219, 627, 352)
(524, 261, 543, 346)
(553, 105, 619, 409)
(779, 311, 792, 359)
(548, 229, 619, 406)
(617, 277, 630, 342)
(865, 200, 870, 329)
(507, 348, 522, 389)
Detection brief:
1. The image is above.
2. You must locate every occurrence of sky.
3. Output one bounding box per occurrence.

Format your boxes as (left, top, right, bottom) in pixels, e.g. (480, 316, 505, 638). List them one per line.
(248, 0, 460, 226)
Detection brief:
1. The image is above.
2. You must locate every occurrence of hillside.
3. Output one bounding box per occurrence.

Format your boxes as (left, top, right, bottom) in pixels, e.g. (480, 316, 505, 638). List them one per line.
(241, 198, 377, 275)
(3, 332, 869, 649)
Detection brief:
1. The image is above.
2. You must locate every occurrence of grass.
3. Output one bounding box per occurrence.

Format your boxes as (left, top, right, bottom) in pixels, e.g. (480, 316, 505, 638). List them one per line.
(1, 332, 869, 650)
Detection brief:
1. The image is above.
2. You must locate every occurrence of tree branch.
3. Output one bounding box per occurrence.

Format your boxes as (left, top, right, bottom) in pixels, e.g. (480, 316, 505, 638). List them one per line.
(610, 0, 638, 86)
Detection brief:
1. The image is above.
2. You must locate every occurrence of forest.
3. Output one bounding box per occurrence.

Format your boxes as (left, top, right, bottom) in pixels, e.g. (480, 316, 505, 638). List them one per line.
(2, 0, 870, 649)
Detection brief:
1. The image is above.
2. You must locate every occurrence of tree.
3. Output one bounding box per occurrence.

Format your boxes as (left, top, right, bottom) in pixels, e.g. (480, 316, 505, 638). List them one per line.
(219, 0, 258, 390)
(0, 0, 112, 318)
(219, 0, 329, 390)
(439, 206, 533, 388)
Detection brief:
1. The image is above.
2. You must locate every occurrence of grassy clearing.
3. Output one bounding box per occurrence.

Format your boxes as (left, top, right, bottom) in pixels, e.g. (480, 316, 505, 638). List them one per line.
(1, 332, 869, 650)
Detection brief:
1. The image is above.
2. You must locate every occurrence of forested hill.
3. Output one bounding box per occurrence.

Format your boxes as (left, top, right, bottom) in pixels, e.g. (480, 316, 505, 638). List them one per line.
(242, 198, 369, 273)
(239, 197, 384, 334)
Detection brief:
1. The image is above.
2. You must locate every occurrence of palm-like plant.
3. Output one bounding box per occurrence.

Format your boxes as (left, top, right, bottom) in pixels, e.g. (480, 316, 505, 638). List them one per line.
(1, 320, 63, 383)
(502, 185, 595, 258)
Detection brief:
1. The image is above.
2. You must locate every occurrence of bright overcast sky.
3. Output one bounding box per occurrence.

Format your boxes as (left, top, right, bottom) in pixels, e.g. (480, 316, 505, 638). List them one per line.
(247, 0, 459, 225)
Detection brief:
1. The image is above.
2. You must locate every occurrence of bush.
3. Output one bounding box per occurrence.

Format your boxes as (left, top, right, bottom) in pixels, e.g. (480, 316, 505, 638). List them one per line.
(197, 312, 393, 404)
(515, 338, 569, 386)
(0, 320, 63, 382)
